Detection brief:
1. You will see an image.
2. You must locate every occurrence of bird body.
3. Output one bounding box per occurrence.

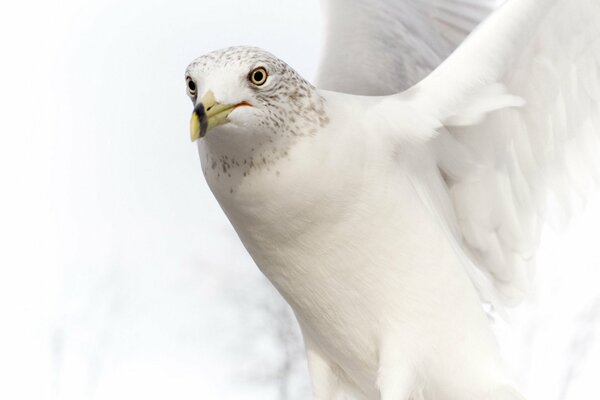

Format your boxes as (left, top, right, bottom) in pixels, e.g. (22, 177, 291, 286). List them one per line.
(197, 90, 513, 398)
(185, 0, 600, 398)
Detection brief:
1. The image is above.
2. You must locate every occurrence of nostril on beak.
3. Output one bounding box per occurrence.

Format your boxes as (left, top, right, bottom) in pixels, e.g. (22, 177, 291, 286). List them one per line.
(206, 104, 213, 112)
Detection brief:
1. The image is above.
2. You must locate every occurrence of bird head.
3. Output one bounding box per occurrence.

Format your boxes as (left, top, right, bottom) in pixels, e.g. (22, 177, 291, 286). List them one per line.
(185, 46, 326, 143)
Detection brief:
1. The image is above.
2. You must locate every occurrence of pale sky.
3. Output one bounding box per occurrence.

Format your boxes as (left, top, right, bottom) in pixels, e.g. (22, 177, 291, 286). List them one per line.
(0, 1, 598, 399)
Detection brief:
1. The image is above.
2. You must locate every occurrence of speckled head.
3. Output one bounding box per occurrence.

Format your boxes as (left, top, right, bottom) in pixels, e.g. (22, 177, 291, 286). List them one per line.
(185, 47, 330, 181)
(185, 46, 328, 141)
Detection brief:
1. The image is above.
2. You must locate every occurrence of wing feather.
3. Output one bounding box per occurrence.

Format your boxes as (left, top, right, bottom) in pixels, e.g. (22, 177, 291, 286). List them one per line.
(401, 0, 600, 305)
(316, 0, 496, 94)
(318, 0, 600, 307)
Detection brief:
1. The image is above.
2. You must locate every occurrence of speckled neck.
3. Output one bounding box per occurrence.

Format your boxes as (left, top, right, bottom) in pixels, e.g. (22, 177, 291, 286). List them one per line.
(197, 89, 329, 189)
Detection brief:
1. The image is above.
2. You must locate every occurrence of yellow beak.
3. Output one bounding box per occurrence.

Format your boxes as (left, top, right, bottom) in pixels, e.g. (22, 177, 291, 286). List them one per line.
(190, 90, 251, 141)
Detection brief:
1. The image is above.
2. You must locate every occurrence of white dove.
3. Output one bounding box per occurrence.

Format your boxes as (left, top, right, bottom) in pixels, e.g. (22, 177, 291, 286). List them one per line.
(184, 0, 600, 398)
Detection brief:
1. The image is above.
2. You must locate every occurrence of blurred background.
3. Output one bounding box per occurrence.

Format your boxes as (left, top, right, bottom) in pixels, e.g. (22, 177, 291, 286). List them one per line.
(0, 1, 599, 399)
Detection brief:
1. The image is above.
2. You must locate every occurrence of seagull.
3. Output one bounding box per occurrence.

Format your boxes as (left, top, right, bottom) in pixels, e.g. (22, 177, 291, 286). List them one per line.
(184, 0, 600, 398)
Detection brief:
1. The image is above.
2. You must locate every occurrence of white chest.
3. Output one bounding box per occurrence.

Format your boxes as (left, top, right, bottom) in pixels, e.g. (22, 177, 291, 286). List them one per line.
(207, 149, 472, 384)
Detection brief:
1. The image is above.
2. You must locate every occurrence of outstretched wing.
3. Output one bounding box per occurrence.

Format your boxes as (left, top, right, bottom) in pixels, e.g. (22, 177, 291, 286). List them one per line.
(316, 0, 496, 95)
(396, 0, 600, 305)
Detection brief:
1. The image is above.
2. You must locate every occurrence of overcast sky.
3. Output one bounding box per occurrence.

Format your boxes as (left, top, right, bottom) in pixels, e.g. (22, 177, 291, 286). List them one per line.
(1, 1, 599, 399)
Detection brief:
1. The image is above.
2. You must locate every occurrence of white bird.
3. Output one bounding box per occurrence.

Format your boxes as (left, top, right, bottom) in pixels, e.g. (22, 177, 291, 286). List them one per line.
(184, 0, 600, 398)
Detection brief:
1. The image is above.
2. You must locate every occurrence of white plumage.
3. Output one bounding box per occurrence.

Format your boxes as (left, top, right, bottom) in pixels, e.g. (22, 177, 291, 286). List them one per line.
(380, 0, 600, 307)
(185, 0, 600, 398)
(317, 0, 497, 94)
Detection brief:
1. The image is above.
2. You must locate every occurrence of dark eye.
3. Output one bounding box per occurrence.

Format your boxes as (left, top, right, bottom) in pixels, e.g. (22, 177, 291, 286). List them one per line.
(186, 77, 197, 96)
(249, 67, 268, 86)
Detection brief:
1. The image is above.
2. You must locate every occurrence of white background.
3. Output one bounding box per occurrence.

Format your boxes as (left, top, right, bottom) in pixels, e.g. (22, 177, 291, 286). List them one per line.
(0, 1, 599, 399)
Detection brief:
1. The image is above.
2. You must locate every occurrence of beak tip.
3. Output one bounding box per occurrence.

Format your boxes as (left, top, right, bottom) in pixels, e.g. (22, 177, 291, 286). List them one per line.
(190, 105, 206, 142)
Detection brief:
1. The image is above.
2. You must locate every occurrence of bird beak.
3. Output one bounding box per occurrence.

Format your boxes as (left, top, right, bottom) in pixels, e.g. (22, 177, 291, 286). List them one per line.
(190, 90, 251, 141)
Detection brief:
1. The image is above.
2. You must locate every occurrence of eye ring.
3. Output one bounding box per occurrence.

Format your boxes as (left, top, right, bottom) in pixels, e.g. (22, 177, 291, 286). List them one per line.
(186, 76, 197, 96)
(249, 67, 268, 86)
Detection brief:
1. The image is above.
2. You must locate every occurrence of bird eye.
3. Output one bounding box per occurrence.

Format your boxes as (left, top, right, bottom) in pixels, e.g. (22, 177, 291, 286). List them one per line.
(186, 76, 197, 96)
(249, 67, 268, 86)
